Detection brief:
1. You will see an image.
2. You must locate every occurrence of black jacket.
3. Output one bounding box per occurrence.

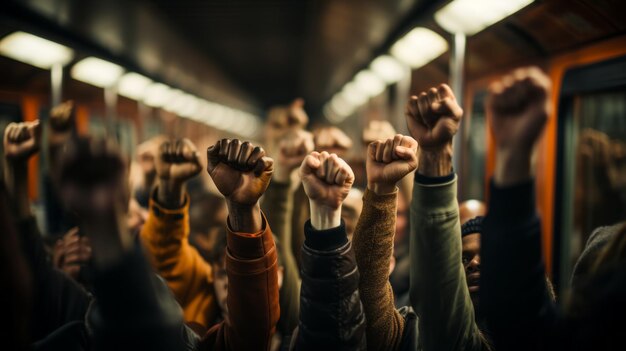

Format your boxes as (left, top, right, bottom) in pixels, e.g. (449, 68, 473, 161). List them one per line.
(292, 220, 367, 350)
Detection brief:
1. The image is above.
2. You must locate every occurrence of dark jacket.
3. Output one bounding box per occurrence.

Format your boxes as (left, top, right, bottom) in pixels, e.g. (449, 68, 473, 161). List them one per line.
(481, 180, 557, 351)
(292, 220, 367, 350)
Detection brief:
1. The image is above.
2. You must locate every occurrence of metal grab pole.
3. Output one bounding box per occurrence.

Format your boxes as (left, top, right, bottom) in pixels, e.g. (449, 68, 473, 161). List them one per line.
(450, 32, 466, 191)
(51, 63, 63, 107)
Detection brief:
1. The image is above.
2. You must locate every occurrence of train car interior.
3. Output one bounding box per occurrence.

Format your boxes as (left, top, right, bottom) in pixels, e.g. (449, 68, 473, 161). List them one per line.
(1, 0, 626, 349)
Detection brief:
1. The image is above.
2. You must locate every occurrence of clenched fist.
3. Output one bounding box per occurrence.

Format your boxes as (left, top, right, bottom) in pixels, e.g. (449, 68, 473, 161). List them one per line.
(367, 134, 419, 195)
(300, 152, 354, 230)
(57, 137, 129, 216)
(487, 66, 551, 153)
(406, 84, 462, 152)
(49, 101, 75, 146)
(274, 129, 314, 183)
(487, 66, 551, 186)
(207, 139, 274, 207)
(313, 126, 353, 156)
(156, 139, 202, 183)
(4, 121, 41, 162)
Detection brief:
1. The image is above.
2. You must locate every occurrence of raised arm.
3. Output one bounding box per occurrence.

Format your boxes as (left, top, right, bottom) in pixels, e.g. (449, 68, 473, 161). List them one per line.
(407, 84, 485, 351)
(3, 121, 91, 342)
(352, 134, 418, 351)
(293, 150, 366, 350)
(261, 129, 313, 336)
(57, 137, 189, 350)
(140, 138, 217, 327)
(482, 67, 557, 350)
(201, 138, 280, 350)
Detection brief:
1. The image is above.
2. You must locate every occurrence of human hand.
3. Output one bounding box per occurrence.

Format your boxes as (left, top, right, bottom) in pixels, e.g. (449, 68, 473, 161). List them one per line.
(155, 139, 202, 207)
(274, 130, 314, 183)
(487, 66, 551, 186)
(53, 227, 92, 280)
(48, 101, 75, 146)
(300, 151, 354, 230)
(362, 120, 397, 145)
(3, 120, 41, 162)
(313, 126, 353, 156)
(367, 134, 418, 195)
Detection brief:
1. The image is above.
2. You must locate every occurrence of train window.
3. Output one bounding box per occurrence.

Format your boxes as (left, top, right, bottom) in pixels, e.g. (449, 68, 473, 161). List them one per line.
(462, 90, 487, 201)
(555, 56, 626, 290)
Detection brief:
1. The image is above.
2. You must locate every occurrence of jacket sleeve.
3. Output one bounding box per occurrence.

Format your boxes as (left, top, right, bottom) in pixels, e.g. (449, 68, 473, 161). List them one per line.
(481, 180, 557, 350)
(293, 220, 367, 351)
(140, 189, 216, 327)
(409, 175, 484, 351)
(200, 212, 280, 351)
(17, 216, 91, 341)
(261, 180, 301, 336)
(352, 188, 405, 351)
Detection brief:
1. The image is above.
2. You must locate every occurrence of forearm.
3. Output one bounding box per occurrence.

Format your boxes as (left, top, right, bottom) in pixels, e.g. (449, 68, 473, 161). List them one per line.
(410, 176, 479, 350)
(353, 189, 405, 351)
(418, 147, 452, 177)
(224, 214, 280, 350)
(4, 161, 31, 219)
(157, 181, 185, 208)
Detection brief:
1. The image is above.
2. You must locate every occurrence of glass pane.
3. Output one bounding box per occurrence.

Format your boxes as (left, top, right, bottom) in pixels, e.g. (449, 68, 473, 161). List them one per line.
(570, 89, 626, 262)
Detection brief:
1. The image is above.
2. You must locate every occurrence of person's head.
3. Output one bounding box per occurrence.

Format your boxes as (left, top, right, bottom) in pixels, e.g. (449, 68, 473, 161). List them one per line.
(461, 216, 484, 312)
(189, 191, 227, 260)
(208, 229, 284, 323)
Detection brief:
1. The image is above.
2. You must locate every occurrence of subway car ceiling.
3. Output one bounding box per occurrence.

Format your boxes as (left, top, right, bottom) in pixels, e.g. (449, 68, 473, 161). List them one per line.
(2, 0, 624, 123)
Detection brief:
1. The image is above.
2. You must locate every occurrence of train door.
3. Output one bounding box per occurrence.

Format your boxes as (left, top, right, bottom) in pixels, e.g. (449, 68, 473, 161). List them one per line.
(553, 54, 626, 291)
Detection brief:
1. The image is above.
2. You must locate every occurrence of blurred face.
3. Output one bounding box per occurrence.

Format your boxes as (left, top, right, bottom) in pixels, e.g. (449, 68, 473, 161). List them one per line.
(462, 233, 481, 309)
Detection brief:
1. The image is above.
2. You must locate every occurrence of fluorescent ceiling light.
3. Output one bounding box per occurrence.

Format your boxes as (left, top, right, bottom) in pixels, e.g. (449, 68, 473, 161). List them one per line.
(178, 95, 201, 118)
(341, 82, 368, 106)
(390, 27, 448, 68)
(353, 70, 386, 97)
(0, 31, 74, 69)
(163, 89, 185, 113)
(71, 57, 124, 88)
(370, 55, 406, 84)
(330, 94, 355, 118)
(118, 72, 152, 100)
(144, 83, 172, 107)
(435, 0, 534, 35)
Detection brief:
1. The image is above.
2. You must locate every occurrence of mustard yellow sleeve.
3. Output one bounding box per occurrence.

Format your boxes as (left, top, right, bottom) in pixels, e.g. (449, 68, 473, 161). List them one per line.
(140, 191, 217, 328)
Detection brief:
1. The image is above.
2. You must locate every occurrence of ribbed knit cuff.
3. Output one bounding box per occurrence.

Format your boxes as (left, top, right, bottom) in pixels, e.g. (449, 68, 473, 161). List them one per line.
(415, 171, 455, 185)
(304, 219, 348, 251)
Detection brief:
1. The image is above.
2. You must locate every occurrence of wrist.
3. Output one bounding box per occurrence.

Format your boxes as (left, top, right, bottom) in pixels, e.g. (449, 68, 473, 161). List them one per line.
(226, 201, 262, 233)
(418, 146, 453, 177)
(309, 201, 342, 230)
(157, 179, 185, 208)
(494, 148, 533, 187)
(368, 182, 397, 196)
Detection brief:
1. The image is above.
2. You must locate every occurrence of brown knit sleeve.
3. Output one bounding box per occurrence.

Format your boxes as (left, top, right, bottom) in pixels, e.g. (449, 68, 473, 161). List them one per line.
(353, 188, 405, 351)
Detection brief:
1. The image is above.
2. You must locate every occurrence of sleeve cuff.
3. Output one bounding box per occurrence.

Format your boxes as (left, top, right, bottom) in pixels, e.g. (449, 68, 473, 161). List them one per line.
(226, 212, 274, 260)
(415, 171, 455, 185)
(304, 219, 348, 251)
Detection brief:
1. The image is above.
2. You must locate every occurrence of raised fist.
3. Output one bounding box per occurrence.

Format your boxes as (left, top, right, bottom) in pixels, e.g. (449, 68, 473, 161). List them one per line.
(406, 84, 462, 152)
(53, 227, 92, 280)
(275, 129, 314, 182)
(3, 120, 41, 161)
(313, 126, 353, 156)
(207, 139, 274, 206)
(487, 66, 551, 153)
(363, 120, 397, 145)
(57, 137, 128, 217)
(264, 98, 309, 154)
(367, 134, 419, 195)
(49, 100, 74, 131)
(156, 139, 202, 184)
(300, 151, 355, 211)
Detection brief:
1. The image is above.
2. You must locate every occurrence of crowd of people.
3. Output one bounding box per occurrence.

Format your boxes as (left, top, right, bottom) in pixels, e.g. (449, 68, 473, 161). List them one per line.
(2, 66, 626, 350)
